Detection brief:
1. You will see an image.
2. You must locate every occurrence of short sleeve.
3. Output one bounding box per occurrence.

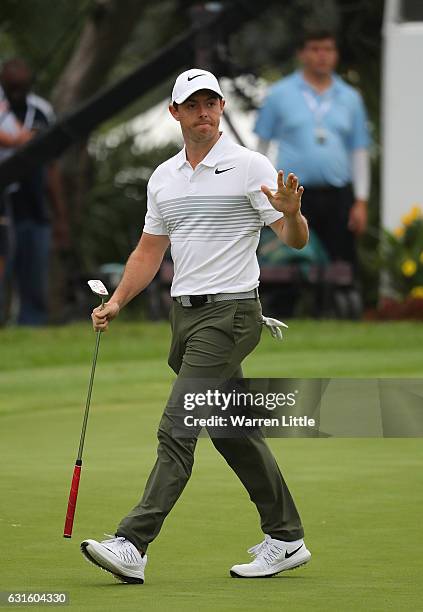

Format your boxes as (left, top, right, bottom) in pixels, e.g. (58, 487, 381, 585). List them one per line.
(254, 91, 278, 141)
(143, 182, 168, 235)
(246, 152, 284, 226)
(27, 94, 56, 126)
(349, 92, 370, 150)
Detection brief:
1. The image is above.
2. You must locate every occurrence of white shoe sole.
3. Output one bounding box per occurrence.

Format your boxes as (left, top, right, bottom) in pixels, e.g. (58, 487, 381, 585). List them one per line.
(81, 540, 145, 584)
(230, 548, 311, 578)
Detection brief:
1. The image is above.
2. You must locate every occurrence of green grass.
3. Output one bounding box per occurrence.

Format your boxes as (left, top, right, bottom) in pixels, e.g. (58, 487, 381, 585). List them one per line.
(0, 320, 422, 611)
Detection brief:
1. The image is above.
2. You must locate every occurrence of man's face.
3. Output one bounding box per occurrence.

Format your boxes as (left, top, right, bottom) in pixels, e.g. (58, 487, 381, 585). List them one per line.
(169, 90, 225, 144)
(0, 68, 31, 108)
(298, 38, 338, 77)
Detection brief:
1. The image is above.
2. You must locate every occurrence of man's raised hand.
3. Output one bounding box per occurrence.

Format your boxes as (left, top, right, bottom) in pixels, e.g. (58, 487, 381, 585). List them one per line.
(261, 171, 304, 217)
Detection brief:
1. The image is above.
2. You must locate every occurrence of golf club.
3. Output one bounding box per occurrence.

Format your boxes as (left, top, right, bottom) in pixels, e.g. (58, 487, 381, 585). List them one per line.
(63, 279, 109, 538)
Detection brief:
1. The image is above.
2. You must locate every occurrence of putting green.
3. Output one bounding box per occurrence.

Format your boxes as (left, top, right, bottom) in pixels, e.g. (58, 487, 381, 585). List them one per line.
(0, 321, 422, 611)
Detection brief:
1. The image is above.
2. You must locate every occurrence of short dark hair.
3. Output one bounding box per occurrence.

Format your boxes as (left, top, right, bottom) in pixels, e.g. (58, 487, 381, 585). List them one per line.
(298, 28, 338, 50)
(0, 57, 32, 77)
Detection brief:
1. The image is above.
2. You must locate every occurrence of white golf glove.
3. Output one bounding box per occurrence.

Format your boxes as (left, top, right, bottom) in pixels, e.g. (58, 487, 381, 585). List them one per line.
(261, 315, 288, 341)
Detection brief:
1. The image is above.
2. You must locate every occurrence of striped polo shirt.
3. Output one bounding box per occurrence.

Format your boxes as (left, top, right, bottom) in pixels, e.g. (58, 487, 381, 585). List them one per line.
(143, 132, 283, 296)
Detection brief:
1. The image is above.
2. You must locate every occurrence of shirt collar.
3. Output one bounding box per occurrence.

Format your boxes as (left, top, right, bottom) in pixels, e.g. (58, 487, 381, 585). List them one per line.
(295, 70, 339, 94)
(175, 148, 187, 169)
(175, 132, 229, 170)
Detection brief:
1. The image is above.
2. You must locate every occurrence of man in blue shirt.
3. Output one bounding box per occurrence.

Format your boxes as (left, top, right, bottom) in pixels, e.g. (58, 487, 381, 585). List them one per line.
(255, 29, 370, 269)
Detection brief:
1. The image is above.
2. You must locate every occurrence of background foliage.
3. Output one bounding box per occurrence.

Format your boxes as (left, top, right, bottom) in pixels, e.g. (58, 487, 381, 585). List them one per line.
(382, 206, 423, 299)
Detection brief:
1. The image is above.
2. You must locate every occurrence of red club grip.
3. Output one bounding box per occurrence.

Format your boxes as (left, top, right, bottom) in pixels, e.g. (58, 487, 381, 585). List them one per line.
(63, 462, 82, 538)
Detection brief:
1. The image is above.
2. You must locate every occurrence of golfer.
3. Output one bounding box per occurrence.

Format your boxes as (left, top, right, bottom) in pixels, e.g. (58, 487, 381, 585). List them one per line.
(81, 69, 311, 583)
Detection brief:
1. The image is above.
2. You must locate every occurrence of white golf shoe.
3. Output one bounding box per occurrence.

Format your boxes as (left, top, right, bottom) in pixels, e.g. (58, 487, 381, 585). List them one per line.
(230, 534, 311, 578)
(81, 536, 147, 584)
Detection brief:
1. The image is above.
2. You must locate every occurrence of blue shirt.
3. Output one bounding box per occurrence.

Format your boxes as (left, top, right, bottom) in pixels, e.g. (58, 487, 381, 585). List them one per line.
(254, 71, 370, 188)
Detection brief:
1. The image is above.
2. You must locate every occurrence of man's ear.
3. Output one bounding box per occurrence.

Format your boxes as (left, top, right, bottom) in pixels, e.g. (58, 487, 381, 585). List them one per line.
(169, 104, 180, 121)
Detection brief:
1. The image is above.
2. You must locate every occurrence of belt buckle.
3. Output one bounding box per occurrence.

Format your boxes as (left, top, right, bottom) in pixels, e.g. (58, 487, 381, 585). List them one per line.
(189, 295, 208, 308)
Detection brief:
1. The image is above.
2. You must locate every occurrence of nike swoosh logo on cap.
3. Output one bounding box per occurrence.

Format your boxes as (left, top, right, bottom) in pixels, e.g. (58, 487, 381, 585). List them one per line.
(284, 544, 303, 559)
(187, 74, 206, 81)
(215, 167, 235, 174)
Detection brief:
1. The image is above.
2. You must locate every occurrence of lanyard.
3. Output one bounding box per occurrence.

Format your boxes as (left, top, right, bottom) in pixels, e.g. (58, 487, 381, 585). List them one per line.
(23, 104, 35, 130)
(302, 89, 332, 125)
(0, 94, 35, 130)
(302, 87, 334, 144)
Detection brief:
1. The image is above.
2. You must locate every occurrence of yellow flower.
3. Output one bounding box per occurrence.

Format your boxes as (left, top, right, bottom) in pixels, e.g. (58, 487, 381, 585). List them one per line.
(401, 205, 422, 226)
(410, 204, 422, 220)
(401, 259, 417, 276)
(401, 212, 412, 226)
(410, 286, 423, 299)
(393, 226, 404, 238)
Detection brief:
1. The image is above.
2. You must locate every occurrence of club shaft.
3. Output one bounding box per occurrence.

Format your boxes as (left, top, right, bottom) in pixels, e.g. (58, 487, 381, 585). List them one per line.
(76, 297, 105, 461)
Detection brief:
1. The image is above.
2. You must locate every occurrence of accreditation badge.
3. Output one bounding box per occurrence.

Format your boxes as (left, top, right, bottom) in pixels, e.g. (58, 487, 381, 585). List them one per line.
(315, 127, 327, 144)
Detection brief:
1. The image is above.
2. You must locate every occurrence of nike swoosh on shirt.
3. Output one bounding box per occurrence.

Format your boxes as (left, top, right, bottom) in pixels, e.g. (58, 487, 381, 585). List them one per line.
(187, 74, 206, 81)
(284, 544, 303, 559)
(215, 167, 235, 174)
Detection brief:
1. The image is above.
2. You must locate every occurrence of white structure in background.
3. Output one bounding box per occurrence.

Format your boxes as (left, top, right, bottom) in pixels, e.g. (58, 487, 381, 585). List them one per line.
(383, 0, 423, 230)
(129, 77, 267, 154)
(98, 77, 276, 167)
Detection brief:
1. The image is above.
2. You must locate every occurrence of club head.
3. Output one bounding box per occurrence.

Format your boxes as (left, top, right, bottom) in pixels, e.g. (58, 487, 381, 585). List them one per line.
(88, 279, 109, 298)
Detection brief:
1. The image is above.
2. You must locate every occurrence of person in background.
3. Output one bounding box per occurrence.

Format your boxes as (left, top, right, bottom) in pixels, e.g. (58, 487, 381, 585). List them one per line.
(255, 29, 370, 282)
(0, 58, 67, 325)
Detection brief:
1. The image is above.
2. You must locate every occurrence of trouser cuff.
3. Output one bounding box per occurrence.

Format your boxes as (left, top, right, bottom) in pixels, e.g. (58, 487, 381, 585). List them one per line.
(115, 530, 149, 553)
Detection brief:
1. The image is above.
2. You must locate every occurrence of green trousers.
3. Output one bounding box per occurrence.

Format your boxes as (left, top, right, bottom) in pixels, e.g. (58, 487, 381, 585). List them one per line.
(116, 298, 304, 551)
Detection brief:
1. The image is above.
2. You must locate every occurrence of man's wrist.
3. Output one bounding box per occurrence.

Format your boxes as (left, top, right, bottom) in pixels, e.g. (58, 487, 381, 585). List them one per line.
(108, 298, 122, 312)
(283, 210, 303, 222)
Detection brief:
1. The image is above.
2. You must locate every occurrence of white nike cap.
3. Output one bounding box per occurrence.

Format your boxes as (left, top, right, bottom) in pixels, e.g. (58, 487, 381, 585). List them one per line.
(171, 68, 224, 104)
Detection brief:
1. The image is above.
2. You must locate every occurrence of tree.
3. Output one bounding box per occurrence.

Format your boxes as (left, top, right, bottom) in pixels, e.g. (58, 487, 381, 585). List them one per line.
(52, 0, 147, 112)
(47, 0, 156, 320)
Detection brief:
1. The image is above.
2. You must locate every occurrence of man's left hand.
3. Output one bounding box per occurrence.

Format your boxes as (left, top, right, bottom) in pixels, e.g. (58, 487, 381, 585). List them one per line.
(261, 171, 304, 217)
(348, 200, 368, 235)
